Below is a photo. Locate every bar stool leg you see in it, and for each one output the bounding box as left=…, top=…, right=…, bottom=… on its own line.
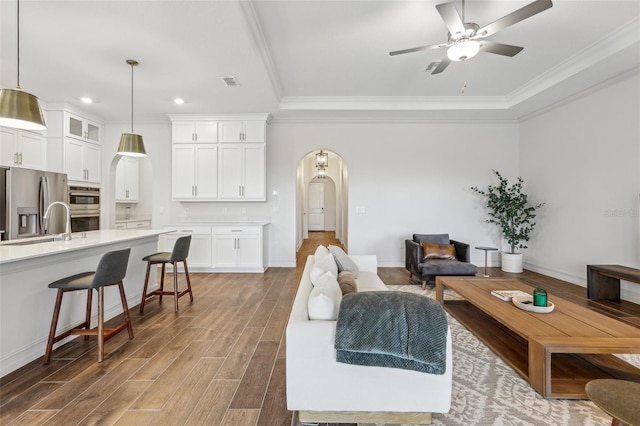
left=184, top=260, right=193, bottom=303
left=84, top=289, right=93, bottom=340
left=140, top=261, right=152, bottom=314
left=173, top=261, right=179, bottom=313
left=97, top=286, right=105, bottom=363
left=118, top=281, right=134, bottom=339
left=44, top=289, right=64, bottom=364
left=159, top=263, right=166, bottom=304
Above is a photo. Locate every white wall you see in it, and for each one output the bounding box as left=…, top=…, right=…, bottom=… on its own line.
left=272, top=120, right=519, bottom=266
left=520, top=72, right=640, bottom=303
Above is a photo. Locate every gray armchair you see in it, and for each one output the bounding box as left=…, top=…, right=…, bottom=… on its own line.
left=405, top=234, right=478, bottom=289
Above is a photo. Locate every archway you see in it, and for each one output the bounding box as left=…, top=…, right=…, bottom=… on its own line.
left=295, top=149, right=349, bottom=251
left=107, top=154, right=153, bottom=229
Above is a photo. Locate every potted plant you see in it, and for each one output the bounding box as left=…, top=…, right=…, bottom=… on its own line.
left=471, top=170, right=545, bottom=273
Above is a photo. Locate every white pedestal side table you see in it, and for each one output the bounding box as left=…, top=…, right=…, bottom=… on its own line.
left=475, top=246, right=498, bottom=277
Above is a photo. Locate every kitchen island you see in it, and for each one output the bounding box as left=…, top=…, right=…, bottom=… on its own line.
left=0, top=230, right=168, bottom=377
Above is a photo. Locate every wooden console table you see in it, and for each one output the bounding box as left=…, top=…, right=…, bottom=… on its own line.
left=587, top=265, right=640, bottom=301
left=436, top=277, right=640, bottom=399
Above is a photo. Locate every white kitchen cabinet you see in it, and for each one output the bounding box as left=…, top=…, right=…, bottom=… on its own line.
left=172, top=144, right=218, bottom=201
left=218, top=144, right=266, bottom=201
left=125, top=220, right=151, bottom=230
left=211, top=226, right=264, bottom=272
left=64, top=139, right=101, bottom=184
left=0, top=126, right=46, bottom=170
left=65, top=112, right=101, bottom=143
left=115, top=156, right=139, bottom=202
left=172, top=121, right=218, bottom=143
left=163, top=226, right=212, bottom=270
left=218, top=121, right=265, bottom=143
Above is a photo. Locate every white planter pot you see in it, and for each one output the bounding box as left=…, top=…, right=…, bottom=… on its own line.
left=501, top=252, right=523, bottom=273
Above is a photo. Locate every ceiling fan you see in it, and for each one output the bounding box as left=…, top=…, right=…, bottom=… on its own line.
left=390, top=0, right=553, bottom=74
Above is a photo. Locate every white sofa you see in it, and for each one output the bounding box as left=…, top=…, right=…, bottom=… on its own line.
left=286, top=254, right=452, bottom=425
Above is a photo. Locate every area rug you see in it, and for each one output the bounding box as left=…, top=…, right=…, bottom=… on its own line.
left=365, top=285, right=638, bottom=426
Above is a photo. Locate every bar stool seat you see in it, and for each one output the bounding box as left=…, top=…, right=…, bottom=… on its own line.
left=140, top=235, right=193, bottom=314
left=44, top=248, right=133, bottom=364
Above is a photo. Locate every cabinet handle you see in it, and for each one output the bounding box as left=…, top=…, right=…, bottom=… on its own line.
left=191, top=185, right=194, bottom=196
left=126, top=189, right=129, bottom=198
left=14, top=152, right=18, bottom=165
left=195, top=185, right=198, bottom=196
left=237, top=238, right=240, bottom=249
left=18, top=152, right=22, bottom=165
left=231, top=230, right=242, bottom=232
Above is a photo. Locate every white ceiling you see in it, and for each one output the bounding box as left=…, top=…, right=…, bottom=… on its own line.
left=1, top=0, right=639, bottom=123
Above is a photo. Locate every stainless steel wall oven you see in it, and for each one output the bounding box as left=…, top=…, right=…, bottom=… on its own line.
left=68, top=186, right=100, bottom=232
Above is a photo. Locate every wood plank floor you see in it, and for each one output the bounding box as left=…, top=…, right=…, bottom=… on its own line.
left=0, top=231, right=342, bottom=426
left=1, top=232, right=638, bottom=425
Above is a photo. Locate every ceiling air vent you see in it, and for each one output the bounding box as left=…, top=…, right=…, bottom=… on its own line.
left=221, top=77, right=239, bottom=87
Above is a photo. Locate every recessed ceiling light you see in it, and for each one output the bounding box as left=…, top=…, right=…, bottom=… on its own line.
left=81, top=97, right=93, bottom=104
left=174, top=98, right=184, bottom=105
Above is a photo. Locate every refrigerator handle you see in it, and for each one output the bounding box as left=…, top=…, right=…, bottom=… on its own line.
left=39, top=176, right=49, bottom=235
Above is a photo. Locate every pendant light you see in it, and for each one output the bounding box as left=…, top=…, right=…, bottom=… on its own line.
left=0, top=0, right=46, bottom=131
left=117, top=59, right=146, bottom=157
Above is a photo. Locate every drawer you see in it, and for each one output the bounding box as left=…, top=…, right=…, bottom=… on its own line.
left=126, top=220, right=151, bottom=229
left=211, top=225, right=261, bottom=235
left=163, top=225, right=211, bottom=235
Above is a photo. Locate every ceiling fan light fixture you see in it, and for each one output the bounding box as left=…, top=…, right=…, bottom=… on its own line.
left=447, top=40, right=480, bottom=61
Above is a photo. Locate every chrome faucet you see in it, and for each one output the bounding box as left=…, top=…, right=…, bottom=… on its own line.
left=43, top=201, right=72, bottom=241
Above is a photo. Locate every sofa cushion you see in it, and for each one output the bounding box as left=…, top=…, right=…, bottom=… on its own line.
left=308, top=273, right=342, bottom=320
left=315, top=252, right=338, bottom=278
left=337, top=271, right=358, bottom=295
left=413, top=234, right=450, bottom=245
left=419, top=259, right=478, bottom=276
left=310, top=265, right=335, bottom=286
left=328, top=245, right=360, bottom=278
left=314, top=245, right=330, bottom=264
left=421, top=242, right=457, bottom=260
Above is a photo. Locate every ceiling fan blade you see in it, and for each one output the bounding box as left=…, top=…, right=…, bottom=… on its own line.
left=480, top=41, right=524, bottom=57
left=475, top=0, right=553, bottom=38
left=435, top=3, right=466, bottom=37
left=431, top=57, right=451, bottom=74
left=389, top=43, right=446, bottom=56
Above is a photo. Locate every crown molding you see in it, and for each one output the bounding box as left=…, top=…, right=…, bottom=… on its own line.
left=279, top=96, right=508, bottom=111
left=507, top=16, right=640, bottom=108
left=239, top=1, right=283, bottom=100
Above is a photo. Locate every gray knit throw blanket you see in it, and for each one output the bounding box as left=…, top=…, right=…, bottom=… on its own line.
left=334, top=291, right=448, bottom=374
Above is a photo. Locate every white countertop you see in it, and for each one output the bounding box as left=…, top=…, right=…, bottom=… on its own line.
left=0, top=230, right=168, bottom=265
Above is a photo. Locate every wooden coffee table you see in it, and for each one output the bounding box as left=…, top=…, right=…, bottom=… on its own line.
left=436, top=277, right=640, bottom=399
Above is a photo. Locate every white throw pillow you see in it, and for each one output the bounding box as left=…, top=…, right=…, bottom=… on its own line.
left=316, top=252, right=338, bottom=278
left=308, top=273, right=342, bottom=320
left=310, top=266, right=335, bottom=286
left=328, top=245, right=359, bottom=278
left=314, top=245, right=330, bottom=264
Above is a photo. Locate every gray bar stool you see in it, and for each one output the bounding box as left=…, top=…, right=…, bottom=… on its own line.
left=44, top=247, right=133, bottom=364
left=139, top=235, right=193, bottom=313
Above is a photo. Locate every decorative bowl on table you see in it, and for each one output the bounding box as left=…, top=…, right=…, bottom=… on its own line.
left=512, top=295, right=555, bottom=313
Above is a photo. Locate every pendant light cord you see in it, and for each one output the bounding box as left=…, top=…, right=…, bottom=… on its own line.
left=16, top=0, right=21, bottom=89
left=130, top=62, right=134, bottom=133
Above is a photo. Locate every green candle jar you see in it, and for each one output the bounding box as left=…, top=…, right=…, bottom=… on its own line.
left=533, top=288, right=548, bottom=307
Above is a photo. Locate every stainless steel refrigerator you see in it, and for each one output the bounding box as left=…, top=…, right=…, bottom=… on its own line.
left=1, top=167, right=68, bottom=240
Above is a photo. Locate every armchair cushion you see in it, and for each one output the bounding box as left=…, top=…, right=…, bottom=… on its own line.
left=406, top=234, right=478, bottom=287
left=418, top=259, right=478, bottom=277
left=420, top=242, right=457, bottom=260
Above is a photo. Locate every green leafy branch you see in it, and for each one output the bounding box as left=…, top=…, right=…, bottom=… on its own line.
left=471, top=170, right=545, bottom=253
